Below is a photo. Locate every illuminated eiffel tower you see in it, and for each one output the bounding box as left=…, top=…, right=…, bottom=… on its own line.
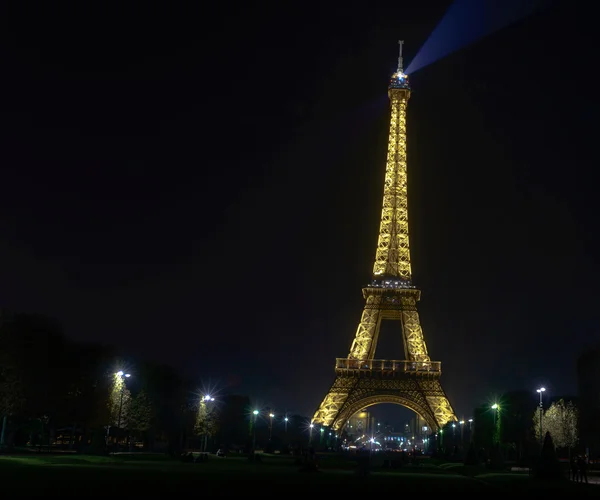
left=313, top=41, right=456, bottom=432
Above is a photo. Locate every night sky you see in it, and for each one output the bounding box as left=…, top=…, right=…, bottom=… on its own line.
left=1, top=2, right=597, bottom=421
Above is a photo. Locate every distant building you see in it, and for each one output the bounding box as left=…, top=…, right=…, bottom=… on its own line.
left=344, top=410, right=376, bottom=439
left=577, top=346, right=600, bottom=458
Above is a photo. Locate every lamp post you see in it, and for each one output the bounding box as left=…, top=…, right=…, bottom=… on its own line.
left=252, top=410, right=259, bottom=452
left=201, top=395, right=215, bottom=452
left=459, top=420, right=464, bottom=448
left=114, top=371, right=130, bottom=450
left=284, top=416, right=289, bottom=433
left=269, top=413, right=275, bottom=441
left=116, top=371, right=131, bottom=430
left=536, top=387, right=546, bottom=447
left=309, top=423, right=314, bottom=444
left=491, top=404, right=500, bottom=444
left=452, top=422, right=456, bottom=448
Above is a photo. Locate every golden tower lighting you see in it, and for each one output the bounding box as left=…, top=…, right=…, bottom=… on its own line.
left=312, top=41, right=456, bottom=431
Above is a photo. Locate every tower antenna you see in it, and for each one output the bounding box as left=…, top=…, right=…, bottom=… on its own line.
left=397, top=40, right=404, bottom=73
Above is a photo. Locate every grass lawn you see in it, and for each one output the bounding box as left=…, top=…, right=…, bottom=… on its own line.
left=0, top=453, right=597, bottom=495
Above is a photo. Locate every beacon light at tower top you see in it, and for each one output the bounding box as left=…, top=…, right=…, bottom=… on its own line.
left=389, top=70, right=410, bottom=90
left=389, top=39, right=410, bottom=90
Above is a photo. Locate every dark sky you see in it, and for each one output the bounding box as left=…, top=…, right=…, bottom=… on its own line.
left=1, top=1, right=597, bottom=421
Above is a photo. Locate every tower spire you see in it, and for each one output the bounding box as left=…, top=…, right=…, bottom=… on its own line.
left=373, top=42, right=412, bottom=283
left=397, top=39, right=404, bottom=73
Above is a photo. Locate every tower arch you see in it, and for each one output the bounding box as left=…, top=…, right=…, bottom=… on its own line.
left=332, top=394, right=437, bottom=432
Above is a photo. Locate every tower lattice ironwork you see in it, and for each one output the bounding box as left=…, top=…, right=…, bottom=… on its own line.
left=313, top=41, right=456, bottom=432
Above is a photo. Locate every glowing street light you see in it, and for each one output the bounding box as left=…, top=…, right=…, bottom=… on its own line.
left=491, top=404, right=500, bottom=443
left=269, top=413, right=275, bottom=441
left=536, top=387, right=546, bottom=446
left=200, top=395, right=216, bottom=452
left=115, top=371, right=131, bottom=430
left=309, top=423, right=314, bottom=444
left=284, top=416, right=289, bottom=433
left=252, top=410, right=259, bottom=453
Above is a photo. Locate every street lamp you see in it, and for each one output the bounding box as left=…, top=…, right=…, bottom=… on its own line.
left=491, top=404, right=500, bottom=443
left=284, top=416, right=289, bottom=433
left=201, top=396, right=216, bottom=452
left=116, top=372, right=131, bottom=430
left=269, top=413, right=275, bottom=441
left=252, top=410, right=259, bottom=452
left=112, top=371, right=131, bottom=451
left=536, top=387, right=546, bottom=447
left=309, top=423, right=314, bottom=444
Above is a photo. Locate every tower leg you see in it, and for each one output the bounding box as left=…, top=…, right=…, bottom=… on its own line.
left=400, top=295, right=430, bottom=362
left=348, top=295, right=383, bottom=360
left=312, top=377, right=357, bottom=429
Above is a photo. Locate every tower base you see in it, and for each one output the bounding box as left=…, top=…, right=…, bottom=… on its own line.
left=313, top=361, right=455, bottom=431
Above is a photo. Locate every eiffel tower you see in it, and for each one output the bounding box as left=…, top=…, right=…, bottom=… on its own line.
left=312, top=41, right=456, bottom=432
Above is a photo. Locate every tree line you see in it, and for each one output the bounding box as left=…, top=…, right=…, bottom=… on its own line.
left=436, top=390, right=582, bottom=466
left=0, top=310, right=311, bottom=454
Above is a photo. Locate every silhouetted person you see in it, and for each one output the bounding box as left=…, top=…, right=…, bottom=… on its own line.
left=577, top=456, right=588, bottom=484
left=570, top=457, right=579, bottom=482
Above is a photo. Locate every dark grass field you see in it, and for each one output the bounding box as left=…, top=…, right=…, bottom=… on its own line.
left=0, top=453, right=597, bottom=495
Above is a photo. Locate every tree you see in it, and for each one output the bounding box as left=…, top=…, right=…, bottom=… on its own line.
left=0, top=345, right=25, bottom=418
left=464, top=441, right=479, bottom=466
left=135, top=361, right=189, bottom=453
left=128, top=390, right=153, bottom=447
left=534, top=431, right=562, bottom=480
left=534, top=399, right=578, bottom=454
left=213, top=394, right=251, bottom=452
left=108, top=373, right=132, bottom=429
left=500, top=390, right=539, bottom=462
left=0, top=313, right=69, bottom=417
left=194, top=399, right=218, bottom=451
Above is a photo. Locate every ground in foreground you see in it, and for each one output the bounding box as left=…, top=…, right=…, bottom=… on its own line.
left=0, top=454, right=596, bottom=495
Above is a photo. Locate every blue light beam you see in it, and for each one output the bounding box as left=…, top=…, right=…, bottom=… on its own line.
left=406, top=0, right=548, bottom=75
